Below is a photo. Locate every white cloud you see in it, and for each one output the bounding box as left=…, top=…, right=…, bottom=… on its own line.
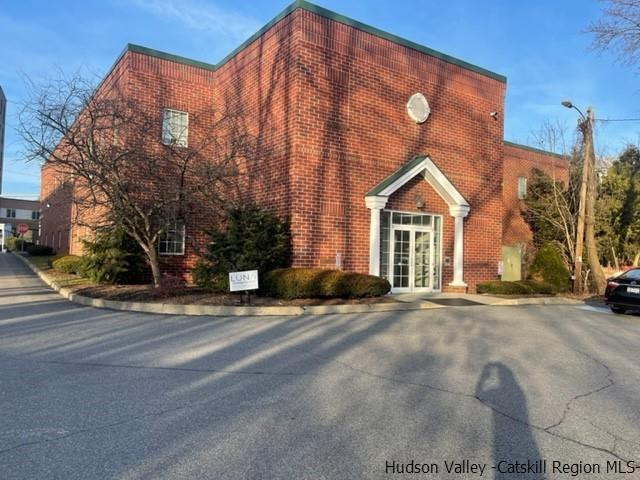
left=130, top=0, right=260, bottom=41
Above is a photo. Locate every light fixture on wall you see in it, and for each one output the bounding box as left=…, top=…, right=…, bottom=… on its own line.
left=414, top=194, right=425, bottom=209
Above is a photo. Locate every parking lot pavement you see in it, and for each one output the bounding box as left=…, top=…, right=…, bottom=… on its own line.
left=1, top=252, right=639, bottom=479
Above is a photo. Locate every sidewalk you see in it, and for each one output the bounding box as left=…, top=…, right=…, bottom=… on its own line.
left=12, top=252, right=583, bottom=317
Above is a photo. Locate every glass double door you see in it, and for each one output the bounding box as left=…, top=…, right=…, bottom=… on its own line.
left=390, top=226, right=434, bottom=292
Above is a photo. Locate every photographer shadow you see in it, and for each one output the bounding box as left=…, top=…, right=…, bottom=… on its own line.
left=476, top=362, right=543, bottom=479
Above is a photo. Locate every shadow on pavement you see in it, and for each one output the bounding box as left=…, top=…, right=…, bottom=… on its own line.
left=476, top=362, right=542, bottom=479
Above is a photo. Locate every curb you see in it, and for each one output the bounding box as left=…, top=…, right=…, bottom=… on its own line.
left=12, top=253, right=583, bottom=316
left=488, top=297, right=583, bottom=306
left=12, top=253, right=444, bottom=317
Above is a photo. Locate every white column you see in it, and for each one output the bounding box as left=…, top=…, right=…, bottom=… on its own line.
left=449, top=205, right=470, bottom=287
left=365, top=196, right=388, bottom=276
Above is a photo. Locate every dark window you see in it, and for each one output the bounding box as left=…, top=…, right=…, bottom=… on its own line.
left=619, top=269, right=640, bottom=281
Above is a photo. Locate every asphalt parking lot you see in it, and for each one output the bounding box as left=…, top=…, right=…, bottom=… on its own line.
left=1, top=253, right=639, bottom=479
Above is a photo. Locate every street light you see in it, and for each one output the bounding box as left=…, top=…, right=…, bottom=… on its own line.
left=562, top=100, right=593, bottom=294
left=561, top=100, right=585, bottom=120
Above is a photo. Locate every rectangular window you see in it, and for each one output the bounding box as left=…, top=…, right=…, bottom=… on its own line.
left=31, top=211, right=40, bottom=220
left=517, top=176, right=527, bottom=199
left=162, top=109, right=189, bottom=147
left=158, top=220, right=185, bottom=255
left=6, top=208, right=16, bottom=218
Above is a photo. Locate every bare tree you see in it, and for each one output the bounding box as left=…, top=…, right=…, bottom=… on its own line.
left=526, top=119, right=610, bottom=293
left=525, top=120, right=578, bottom=266
left=588, top=0, right=640, bottom=69
left=19, top=73, right=254, bottom=287
left=530, top=118, right=571, bottom=155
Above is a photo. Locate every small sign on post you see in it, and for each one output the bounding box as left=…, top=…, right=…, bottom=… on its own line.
left=229, top=270, right=259, bottom=291
left=229, top=270, right=259, bottom=305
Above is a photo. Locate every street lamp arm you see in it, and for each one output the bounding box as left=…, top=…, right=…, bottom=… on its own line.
left=561, top=100, right=585, bottom=120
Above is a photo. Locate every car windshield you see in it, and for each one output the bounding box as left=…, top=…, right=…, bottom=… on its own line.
left=619, top=269, right=640, bottom=281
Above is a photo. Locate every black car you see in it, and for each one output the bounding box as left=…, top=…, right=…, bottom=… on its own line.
left=605, top=267, right=640, bottom=314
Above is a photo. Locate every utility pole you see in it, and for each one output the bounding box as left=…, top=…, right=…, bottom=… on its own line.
left=572, top=107, right=591, bottom=294
left=584, top=107, right=606, bottom=293
left=563, top=102, right=606, bottom=295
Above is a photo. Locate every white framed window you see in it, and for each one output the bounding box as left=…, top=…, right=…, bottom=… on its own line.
left=6, top=208, right=16, bottom=218
left=162, top=109, right=189, bottom=147
left=517, top=176, right=527, bottom=199
left=31, top=211, right=40, bottom=220
left=158, top=220, right=185, bottom=255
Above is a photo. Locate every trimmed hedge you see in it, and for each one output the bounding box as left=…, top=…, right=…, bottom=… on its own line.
left=51, top=255, right=83, bottom=274
left=477, top=280, right=556, bottom=295
left=26, top=244, right=55, bottom=256
left=262, top=268, right=391, bottom=299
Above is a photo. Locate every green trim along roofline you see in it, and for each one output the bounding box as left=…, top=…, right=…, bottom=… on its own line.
left=365, top=155, right=427, bottom=197
left=110, top=1, right=507, bottom=83
left=503, top=140, right=568, bottom=160
left=126, top=44, right=216, bottom=71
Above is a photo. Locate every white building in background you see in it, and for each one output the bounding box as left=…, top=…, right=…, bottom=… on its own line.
left=0, top=197, right=40, bottom=243
left=0, top=222, right=12, bottom=251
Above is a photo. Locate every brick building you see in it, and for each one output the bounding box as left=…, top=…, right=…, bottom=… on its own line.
left=40, top=1, right=567, bottom=292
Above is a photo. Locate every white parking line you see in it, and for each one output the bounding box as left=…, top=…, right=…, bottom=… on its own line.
left=576, top=305, right=612, bottom=314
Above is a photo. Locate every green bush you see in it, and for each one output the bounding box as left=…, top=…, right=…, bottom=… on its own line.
left=529, top=244, right=569, bottom=292
left=26, top=244, right=55, bottom=256
left=78, top=229, right=146, bottom=284
left=191, top=261, right=229, bottom=292
left=51, top=255, right=83, bottom=274
left=262, top=268, right=391, bottom=299
left=193, top=206, right=290, bottom=292
left=477, top=280, right=556, bottom=295
left=5, top=237, right=34, bottom=251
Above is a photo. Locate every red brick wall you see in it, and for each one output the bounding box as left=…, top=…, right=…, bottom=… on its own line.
left=41, top=11, right=301, bottom=278
left=40, top=163, right=73, bottom=253
left=502, top=142, right=569, bottom=247
left=131, top=12, right=300, bottom=278
left=40, top=53, right=132, bottom=256
left=290, top=9, right=506, bottom=291
left=40, top=5, right=547, bottom=293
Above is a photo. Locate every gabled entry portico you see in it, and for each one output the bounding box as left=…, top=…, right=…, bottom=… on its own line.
left=365, top=155, right=470, bottom=291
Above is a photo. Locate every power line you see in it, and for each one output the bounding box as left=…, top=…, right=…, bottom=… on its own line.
left=595, top=118, right=640, bottom=122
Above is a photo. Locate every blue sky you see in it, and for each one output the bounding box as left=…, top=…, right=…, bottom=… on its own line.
left=1, top=0, right=639, bottom=198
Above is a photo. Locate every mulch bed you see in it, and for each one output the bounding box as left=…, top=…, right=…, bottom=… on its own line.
left=73, top=284, right=398, bottom=306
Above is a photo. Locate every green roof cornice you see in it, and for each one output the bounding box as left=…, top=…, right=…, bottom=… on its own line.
left=116, top=1, right=506, bottom=83
left=294, top=1, right=506, bottom=83
left=214, top=1, right=301, bottom=69
left=504, top=140, right=567, bottom=160
left=126, top=44, right=217, bottom=71
left=365, top=155, right=428, bottom=197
